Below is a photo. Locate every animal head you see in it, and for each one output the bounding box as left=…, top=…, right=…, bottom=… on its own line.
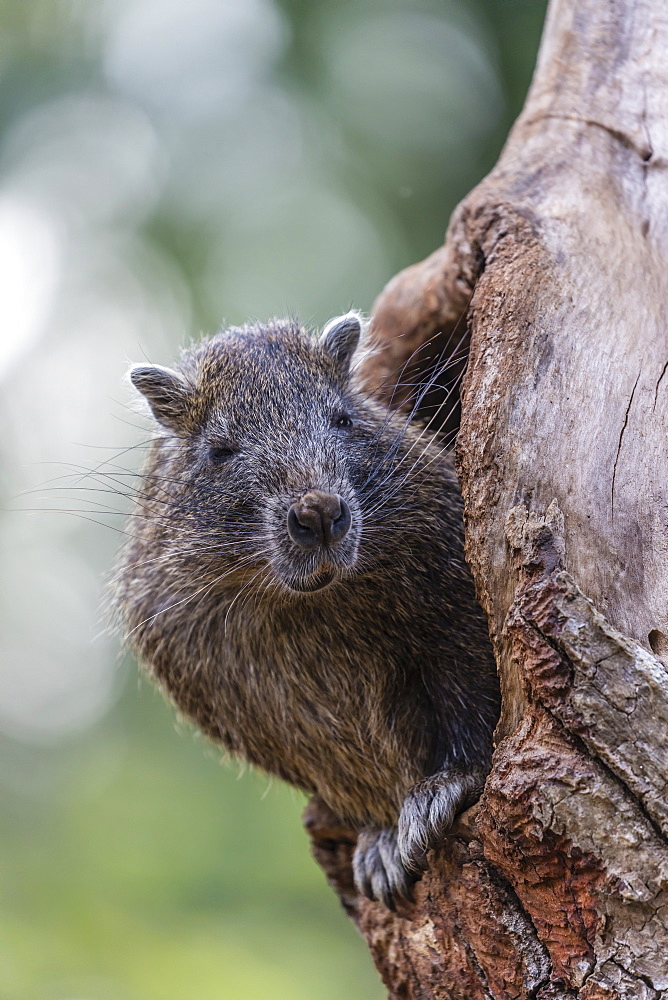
left=129, top=313, right=401, bottom=596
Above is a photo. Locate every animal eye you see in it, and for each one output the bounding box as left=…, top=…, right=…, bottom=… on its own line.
left=332, top=413, right=353, bottom=429
left=208, top=444, right=237, bottom=463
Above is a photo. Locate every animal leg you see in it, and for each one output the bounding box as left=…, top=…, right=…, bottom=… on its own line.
left=397, top=764, right=487, bottom=874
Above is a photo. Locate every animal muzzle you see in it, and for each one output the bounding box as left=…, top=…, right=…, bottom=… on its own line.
left=287, top=491, right=352, bottom=550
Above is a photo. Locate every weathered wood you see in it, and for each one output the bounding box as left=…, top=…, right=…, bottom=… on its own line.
left=306, top=0, right=668, bottom=994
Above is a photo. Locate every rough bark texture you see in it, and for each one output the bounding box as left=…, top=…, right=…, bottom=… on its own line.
left=305, top=0, right=668, bottom=995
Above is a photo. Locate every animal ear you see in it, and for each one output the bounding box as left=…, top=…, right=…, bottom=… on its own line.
left=130, top=364, right=192, bottom=432
left=319, top=312, right=362, bottom=370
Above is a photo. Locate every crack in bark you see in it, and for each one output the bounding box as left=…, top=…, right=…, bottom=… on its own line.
left=611, top=372, right=640, bottom=515
left=554, top=700, right=668, bottom=853
left=640, top=77, right=654, bottom=164
left=653, top=360, right=668, bottom=411
left=458, top=925, right=496, bottom=999
left=485, top=860, right=554, bottom=991
left=609, top=958, right=659, bottom=997
left=523, top=113, right=655, bottom=163
left=515, top=605, right=668, bottom=852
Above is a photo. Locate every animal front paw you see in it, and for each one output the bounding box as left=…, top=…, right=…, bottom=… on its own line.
left=397, top=766, right=486, bottom=874
left=352, top=826, right=415, bottom=909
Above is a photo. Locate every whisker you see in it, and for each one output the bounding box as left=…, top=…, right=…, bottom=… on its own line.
left=123, top=549, right=273, bottom=641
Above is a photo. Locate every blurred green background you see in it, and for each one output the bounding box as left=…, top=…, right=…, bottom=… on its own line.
left=0, top=1, right=546, bottom=997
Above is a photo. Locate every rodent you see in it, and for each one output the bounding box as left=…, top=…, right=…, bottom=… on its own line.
left=113, top=312, right=500, bottom=908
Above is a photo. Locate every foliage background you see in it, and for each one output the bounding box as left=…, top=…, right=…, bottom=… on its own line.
left=0, top=1, right=545, bottom=997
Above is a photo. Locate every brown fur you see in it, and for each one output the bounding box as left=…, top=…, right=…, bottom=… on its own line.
left=113, top=315, right=500, bottom=906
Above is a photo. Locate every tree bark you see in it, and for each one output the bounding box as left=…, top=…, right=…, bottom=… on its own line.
left=305, top=0, right=668, bottom=995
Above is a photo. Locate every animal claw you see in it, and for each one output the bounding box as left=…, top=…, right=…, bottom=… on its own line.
left=352, top=826, right=415, bottom=909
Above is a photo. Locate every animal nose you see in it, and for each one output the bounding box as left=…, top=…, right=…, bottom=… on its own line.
left=287, top=491, right=352, bottom=549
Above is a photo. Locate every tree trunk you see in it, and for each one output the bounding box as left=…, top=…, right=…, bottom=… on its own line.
left=305, top=0, right=668, bottom=995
